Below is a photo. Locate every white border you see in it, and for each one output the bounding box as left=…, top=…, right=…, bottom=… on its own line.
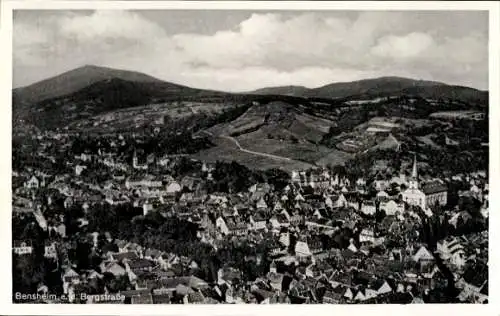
left=1, top=1, right=499, bottom=315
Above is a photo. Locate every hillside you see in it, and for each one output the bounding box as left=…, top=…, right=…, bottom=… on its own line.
left=251, top=85, right=310, bottom=97
left=194, top=101, right=352, bottom=170
left=12, top=65, right=235, bottom=129
left=252, top=76, right=488, bottom=105
left=15, top=77, right=220, bottom=129
left=13, top=65, right=163, bottom=106
left=13, top=66, right=488, bottom=134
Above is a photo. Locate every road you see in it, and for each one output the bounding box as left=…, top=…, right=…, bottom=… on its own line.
left=199, top=130, right=298, bottom=162
left=219, top=135, right=293, bottom=162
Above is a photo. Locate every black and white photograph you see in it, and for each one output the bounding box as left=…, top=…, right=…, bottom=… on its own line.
left=7, top=1, right=496, bottom=308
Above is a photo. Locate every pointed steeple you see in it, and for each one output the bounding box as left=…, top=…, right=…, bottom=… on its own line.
left=409, top=154, right=419, bottom=189
left=412, top=154, right=418, bottom=179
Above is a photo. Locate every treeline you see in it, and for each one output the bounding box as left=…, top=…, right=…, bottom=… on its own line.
left=207, top=161, right=291, bottom=194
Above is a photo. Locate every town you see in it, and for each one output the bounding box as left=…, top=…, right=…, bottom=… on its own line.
left=12, top=125, right=488, bottom=304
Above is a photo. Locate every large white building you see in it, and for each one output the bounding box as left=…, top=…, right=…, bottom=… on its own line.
left=402, top=155, right=447, bottom=210
left=402, top=155, right=426, bottom=209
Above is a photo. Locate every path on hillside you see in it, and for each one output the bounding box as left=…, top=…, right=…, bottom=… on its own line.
left=220, top=135, right=293, bottom=162
left=199, top=130, right=314, bottom=165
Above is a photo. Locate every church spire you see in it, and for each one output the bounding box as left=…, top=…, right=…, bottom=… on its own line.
left=409, top=153, right=419, bottom=189
left=412, top=154, right=418, bottom=179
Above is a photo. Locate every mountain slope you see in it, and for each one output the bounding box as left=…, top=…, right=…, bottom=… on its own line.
left=15, top=77, right=225, bottom=129
left=13, top=67, right=488, bottom=132
left=196, top=100, right=353, bottom=170
left=308, top=76, right=444, bottom=98
left=12, top=65, right=234, bottom=129
left=252, top=76, right=488, bottom=105
left=251, top=85, right=311, bottom=97
left=13, top=65, right=163, bottom=106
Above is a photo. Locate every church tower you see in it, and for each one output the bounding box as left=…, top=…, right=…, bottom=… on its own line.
left=409, top=154, right=419, bottom=189
left=132, top=151, right=138, bottom=168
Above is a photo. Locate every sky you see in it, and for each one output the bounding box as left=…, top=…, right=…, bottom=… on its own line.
left=13, top=10, right=489, bottom=91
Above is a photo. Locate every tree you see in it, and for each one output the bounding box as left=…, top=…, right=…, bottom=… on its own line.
left=375, top=209, right=386, bottom=223
left=263, top=168, right=290, bottom=191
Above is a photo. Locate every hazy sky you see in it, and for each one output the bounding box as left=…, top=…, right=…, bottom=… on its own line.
left=13, top=10, right=489, bottom=91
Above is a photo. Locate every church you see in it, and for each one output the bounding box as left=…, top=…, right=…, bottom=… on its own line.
left=402, top=155, right=448, bottom=210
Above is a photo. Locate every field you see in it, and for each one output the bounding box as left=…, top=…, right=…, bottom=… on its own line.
left=192, top=136, right=315, bottom=172
left=194, top=101, right=356, bottom=171
left=416, top=135, right=443, bottom=149
left=429, top=111, right=486, bottom=120
left=235, top=129, right=333, bottom=163
left=315, top=149, right=353, bottom=166
left=66, top=101, right=236, bottom=132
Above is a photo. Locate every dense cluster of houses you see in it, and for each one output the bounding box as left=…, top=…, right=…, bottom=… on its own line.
left=12, top=131, right=488, bottom=304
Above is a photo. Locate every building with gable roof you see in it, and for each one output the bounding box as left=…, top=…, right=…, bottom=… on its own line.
left=402, top=154, right=447, bottom=210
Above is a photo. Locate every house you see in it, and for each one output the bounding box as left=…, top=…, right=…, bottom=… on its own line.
left=279, top=232, right=290, bottom=247
left=180, top=176, right=200, bottom=192
left=24, top=175, right=40, bottom=189
left=276, top=213, right=290, bottom=228
left=420, top=264, right=441, bottom=289
left=44, top=241, right=58, bottom=259
left=422, top=180, right=448, bottom=207
left=179, top=193, right=195, bottom=205
left=116, top=241, right=142, bottom=254
left=307, top=235, right=323, bottom=254
left=359, top=228, right=377, bottom=244
left=289, top=212, right=304, bottom=226
left=437, top=238, right=466, bottom=270
left=256, top=197, right=268, bottom=209
left=143, top=248, right=164, bottom=262
left=100, top=261, right=127, bottom=277
left=322, top=289, right=344, bottom=304
left=376, top=190, right=389, bottom=200
left=361, top=200, right=377, bottom=215
left=391, top=174, right=408, bottom=187
left=356, top=177, right=367, bottom=187
left=295, top=193, right=305, bottom=202
left=413, top=245, right=435, bottom=266
left=62, top=268, right=81, bottom=294
left=126, top=258, right=155, bottom=273
left=374, top=180, right=390, bottom=192
left=354, top=289, right=367, bottom=302
left=295, top=241, right=312, bottom=260
left=380, top=200, right=404, bottom=216
left=312, top=208, right=329, bottom=220
left=346, top=195, right=360, bottom=210
left=75, top=165, right=87, bottom=176
left=13, top=240, right=33, bottom=256
left=142, top=201, right=154, bottom=216
left=269, top=216, right=281, bottom=230
left=217, top=267, right=243, bottom=286
left=325, top=194, right=347, bottom=209
left=215, top=217, right=230, bottom=235
left=166, top=181, right=182, bottom=194
left=126, top=175, right=163, bottom=190
left=250, top=214, right=267, bottom=231
left=226, top=217, right=248, bottom=236
left=370, top=279, right=392, bottom=295
left=343, top=287, right=354, bottom=301
left=267, top=272, right=284, bottom=291
left=122, top=290, right=153, bottom=304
